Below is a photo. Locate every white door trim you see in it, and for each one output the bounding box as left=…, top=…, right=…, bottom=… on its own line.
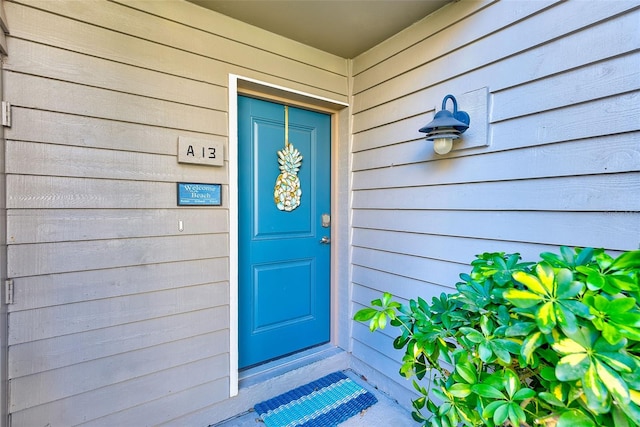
left=228, top=74, right=348, bottom=396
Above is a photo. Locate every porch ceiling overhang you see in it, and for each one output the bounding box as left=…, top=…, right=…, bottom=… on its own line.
left=187, top=0, right=452, bottom=58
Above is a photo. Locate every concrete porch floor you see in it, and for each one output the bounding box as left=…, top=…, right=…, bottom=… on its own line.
left=212, top=369, right=419, bottom=427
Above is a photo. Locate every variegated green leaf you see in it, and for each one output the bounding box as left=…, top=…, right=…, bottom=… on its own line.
left=536, top=263, right=556, bottom=295
left=353, top=308, right=377, bottom=322
left=448, top=383, right=472, bottom=398
left=623, top=370, right=640, bottom=390
left=555, top=303, right=578, bottom=334
left=376, top=312, right=387, bottom=329
left=521, top=331, right=545, bottom=364
left=597, top=352, right=635, bottom=373
left=556, top=276, right=583, bottom=300
left=478, top=341, right=493, bottom=362
left=480, top=315, right=493, bottom=336
left=432, top=387, right=447, bottom=402
left=539, top=391, right=565, bottom=407
left=503, top=288, right=543, bottom=308
left=512, top=271, right=549, bottom=296
left=505, top=321, right=537, bottom=337
left=619, top=323, right=640, bottom=341
left=608, top=249, right=640, bottom=271
left=455, top=363, right=477, bottom=384
left=438, top=401, right=452, bottom=417
left=583, top=364, right=610, bottom=414
left=490, top=340, right=512, bottom=364
left=556, top=353, right=589, bottom=381
left=561, top=299, right=593, bottom=319
left=552, top=336, right=587, bottom=355
left=607, top=274, right=639, bottom=292
left=504, top=370, right=519, bottom=398
left=460, top=327, right=484, bottom=344
left=595, top=359, right=630, bottom=404
left=537, top=301, right=557, bottom=333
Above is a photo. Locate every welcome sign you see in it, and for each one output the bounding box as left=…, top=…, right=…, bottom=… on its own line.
left=177, top=183, right=222, bottom=206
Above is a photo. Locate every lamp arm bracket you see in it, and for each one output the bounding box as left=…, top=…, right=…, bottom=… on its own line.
left=442, top=94, right=458, bottom=112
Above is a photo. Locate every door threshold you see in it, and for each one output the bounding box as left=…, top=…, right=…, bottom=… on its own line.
left=239, top=344, right=342, bottom=389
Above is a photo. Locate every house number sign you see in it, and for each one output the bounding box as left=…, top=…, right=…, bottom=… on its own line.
left=178, top=136, right=224, bottom=167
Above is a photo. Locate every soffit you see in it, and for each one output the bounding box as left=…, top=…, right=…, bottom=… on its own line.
left=187, top=0, right=451, bottom=58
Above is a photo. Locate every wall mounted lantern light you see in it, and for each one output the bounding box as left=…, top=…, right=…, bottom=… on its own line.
left=419, top=94, right=470, bottom=155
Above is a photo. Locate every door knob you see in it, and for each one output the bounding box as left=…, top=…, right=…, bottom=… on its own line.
left=320, top=236, right=331, bottom=244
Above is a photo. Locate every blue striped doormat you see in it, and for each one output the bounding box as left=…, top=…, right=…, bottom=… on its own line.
left=254, top=371, right=378, bottom=427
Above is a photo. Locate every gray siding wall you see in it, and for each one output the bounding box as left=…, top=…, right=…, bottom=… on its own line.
left=350, top=0, right=640, bottom=399
left=3, top=0, right=347, bottom=425
left=0, top=2, right=8, bottom=425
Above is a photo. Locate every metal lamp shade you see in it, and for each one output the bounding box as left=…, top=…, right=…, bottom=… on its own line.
left=419, top=109, right=470, bottom=139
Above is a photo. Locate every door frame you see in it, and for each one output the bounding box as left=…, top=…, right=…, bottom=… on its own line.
left=228, top=75, right=348, bottom=396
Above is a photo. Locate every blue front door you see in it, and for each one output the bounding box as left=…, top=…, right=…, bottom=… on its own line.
left=238, top=96, right=331, bottom=369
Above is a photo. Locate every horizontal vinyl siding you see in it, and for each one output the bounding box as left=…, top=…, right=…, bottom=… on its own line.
left=0, top=28, right=6, bottom=427
left=349, top=0, right=640, bottom=398
left=4, top=0, right=347, bottom=425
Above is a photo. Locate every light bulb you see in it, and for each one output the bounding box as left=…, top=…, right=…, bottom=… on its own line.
left=433, top=137, right=453, bottom=155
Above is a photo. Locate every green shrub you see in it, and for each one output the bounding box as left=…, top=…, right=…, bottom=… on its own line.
left=354, top=247, right=640, bottom=426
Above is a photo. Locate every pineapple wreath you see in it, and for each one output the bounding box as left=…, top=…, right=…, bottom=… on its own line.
left=274, top=105, right=303, bottom=212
